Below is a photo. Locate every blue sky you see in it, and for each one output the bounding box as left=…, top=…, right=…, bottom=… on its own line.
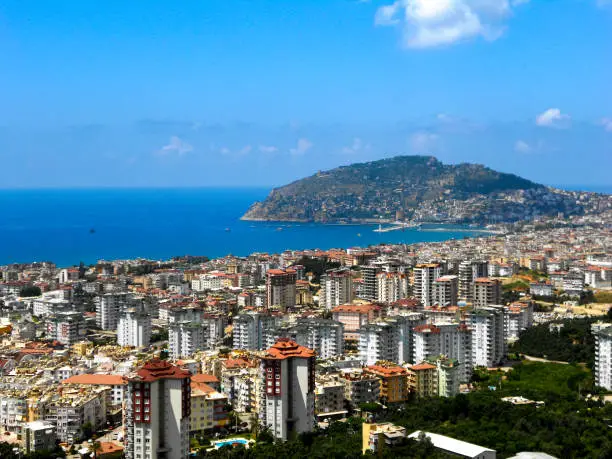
left=0, top=0, right=610, bottom=188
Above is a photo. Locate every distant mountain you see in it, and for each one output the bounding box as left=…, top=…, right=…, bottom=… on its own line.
left=242, top=155, right=609, bottom=224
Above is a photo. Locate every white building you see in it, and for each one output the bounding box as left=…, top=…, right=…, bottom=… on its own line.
left=595, top=325, right=612, bottom=390
left=125, top=360, right=191, bottom=459
left=376, top=272, right=409, bottom=304
left=284, top=318, right=344, bottom=359
left=46, top=312, right=85, bottom=345
left=232, top=312, right=278, bottom=350
left=433, top=275, right=459, bottom=306
left=96, top=292, right=128, bottom=330
left=459, top=261, right=489, bottom=302
left=118, top=309, right=152, bottom=348
left=260, top=339, right=315, bottom=441
left=320, top=269, right=353, bottom=310
left=358, top=322, right=399, bottom=366
left=413, top=264, right=442, bottom=307
left=22, top=421, right=56, bottom=455
left=413, top=322, right=472, bottom=382
left=408, top=431, right=496, bottom=459
left=469, top=306, right=506, bottom=368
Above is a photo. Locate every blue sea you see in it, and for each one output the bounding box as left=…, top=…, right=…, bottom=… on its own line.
left=0, top=188, right=514, bottom=267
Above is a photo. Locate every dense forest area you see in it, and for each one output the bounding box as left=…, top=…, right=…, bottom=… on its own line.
left=509, top=315, right=611, bottom=366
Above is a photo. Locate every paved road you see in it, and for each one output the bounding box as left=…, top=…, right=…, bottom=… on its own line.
left=522, top=354, right=569, bottom=365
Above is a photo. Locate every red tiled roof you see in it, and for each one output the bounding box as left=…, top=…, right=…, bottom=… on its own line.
left=130, top=359, right=190, bottom=382
left=264, top=338, right=315, bottom=360
left=62, top=374, right=127, bottom=386
left=191, top=374, right=219, bottom=384
left=411, top=363, right=436, bottom=371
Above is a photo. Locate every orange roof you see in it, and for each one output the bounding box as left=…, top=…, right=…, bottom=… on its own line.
left=130, top=359, right=190, bottom=383
left=191, top=381, right=216, bottom=394
left=267, top=269, right=296, bottom=275
left=365, top=364, right=409, bottom=377
left=62, top=374, right=127, bottom=386
left=191, top=374, right=219, bottom=384
left=332, top=304, right=378, bottom=314
left=411, top=363, right=436, bottom=371
left=264, top=338, right=315, bottom=360
left=413, top=324, right=441, bottom=334
left=98, top=442, right=124, bottom=456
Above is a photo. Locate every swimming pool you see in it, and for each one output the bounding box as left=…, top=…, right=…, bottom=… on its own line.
left=213, top=438, right=250, bottom=449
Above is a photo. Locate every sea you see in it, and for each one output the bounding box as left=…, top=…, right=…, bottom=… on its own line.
left=0, top=186, right=607, bottom=267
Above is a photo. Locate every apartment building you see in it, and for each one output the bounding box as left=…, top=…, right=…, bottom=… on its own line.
left=363, top=363, right=410, bottom=403
left=341, top=370, right=381, bottom=408
left=232, top=312, right=278, bottom=351
left=359, top=322, right=399, bottom=366
left=433, top=275, right=458, bottom=306
left=376, top=272, right=410, bottom=304
left=266, top=269, right=297, bottom=310
left=595, top=325, right=612, bottom=390
left=283, top=318, right=345, bottom=359
left=117, top=308, right=151, bottom=348
left=468, top=306, right=506, bottom=367
left=332, top=303, right=380, bottom=342
left=125, top=359, right=191, bottom=459
left=472, top=278, right=502, bottom=307
left=259, top=339, right=316, bottom=441
left=459, top=261, right=488, bottom=302
left=413, top=264, right=443, bottom=307
left=320, top=268, right=353, bottom=310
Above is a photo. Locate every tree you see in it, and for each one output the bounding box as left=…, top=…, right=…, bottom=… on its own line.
left=20, top=285, right=42, bottom=297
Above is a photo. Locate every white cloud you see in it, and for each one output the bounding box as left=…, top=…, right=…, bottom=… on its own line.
left=342, top=137, right=371, bottom=154
left=374, top=0, right=530, bottom=48
left=600, top=118, right=612, bottom=132
left=258, top=145, right=279, bottom=153
left=409, top=131, right=440, bottom=153
left=238, top=145, right=252, bottom=155
left=289, top=138, right=313, bottom=156
left=597, top=0, right=612, bottom=7
left=158, top=136, right=193, bottom=156
left=514, top=140, right=532, bottom=153
left=535, top=108, right=571, bottom=129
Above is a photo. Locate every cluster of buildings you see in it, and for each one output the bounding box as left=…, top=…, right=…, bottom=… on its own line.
left=0, top=224, right=609, bottom=457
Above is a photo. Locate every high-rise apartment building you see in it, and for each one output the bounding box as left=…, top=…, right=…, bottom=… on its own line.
left=266, top=269, right=297, bottom=310
left=117, top=308, right=151, bottom=348
left=376, top=272, right=409, bottom=304
left=283, top=318, right=345, bottom=359
left=320, top=268, right=353, bottom=310
left=472, top=278, right=502, bottom=307
left=595, top=325, right=612, bottom=390
left=260, top=339, right=316, bottom=441
left=360, top=265, right=381, bottom=301
left=413, top=322, right=472, bottom=382
left=332, top=303, right=380, bottom=342
left=358, top=322, right=399, bottom=366
left=468, top=306, right=506, bottom=368
left=458, top=261, right=489, bottom=302
left=413, top=264, right=442, bottom=307
left=125, top=359, right=191, bottom=459
left=96, top=292, right=129, bottom=330
left=433, top=275, right=458, bottom=306
left=232, top=312, right=278, bottom=351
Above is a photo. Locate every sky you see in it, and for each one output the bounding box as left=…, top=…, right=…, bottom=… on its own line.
left=0, top=0, right=610, bottom=188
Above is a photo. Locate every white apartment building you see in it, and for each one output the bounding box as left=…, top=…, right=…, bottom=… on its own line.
left=468, top=306, right=506, bottom=368
left=232, top=312, right=278, bottom=350
left=320, top=269, right=353, bottom=310
left=260, top=339, right=316, bottom=441
left=459, top=260, right=488, bottom=301
left=96, top=292, right=129, bottom=330
left=125, top=360, right=191, bottom=459
left=433, top=275, right=458, bottom=306
left=118, top=309, right=152, bottom=348
left=376, top=272, right=409, bottom=304
left=169, top=322, right=207, bottom=359
left=0, top=395, right=28, bottom=433
left=22, top=421, right=56, bottom=455
left=388, top=313, right=426, bottom=364
left=46, top=312, right=85, bottom=345
left=358, top=322, right=399, bottom=366
left=284, top=318, right=345, bottom=359
left=504, top=303, right=534, bottom=342
left=595, top=325, right=612, bottom=390
left=413, top=322, right=472, bottom=382
left=472, top=278, right=502, bottom=307
left=413, top=264, right=442, bottom=307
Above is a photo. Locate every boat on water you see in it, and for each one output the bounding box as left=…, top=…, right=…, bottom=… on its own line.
left=224, top=228, right=231, bottom=232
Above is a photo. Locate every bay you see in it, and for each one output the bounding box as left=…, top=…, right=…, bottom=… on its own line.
left=0, top=188, right=488, bottom=266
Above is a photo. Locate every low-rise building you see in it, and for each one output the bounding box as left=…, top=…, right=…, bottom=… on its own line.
left=362, top=422, right=407, bottom=454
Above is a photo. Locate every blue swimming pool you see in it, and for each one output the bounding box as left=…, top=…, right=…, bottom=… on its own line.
left=213, top=438, right=249, bottom=449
